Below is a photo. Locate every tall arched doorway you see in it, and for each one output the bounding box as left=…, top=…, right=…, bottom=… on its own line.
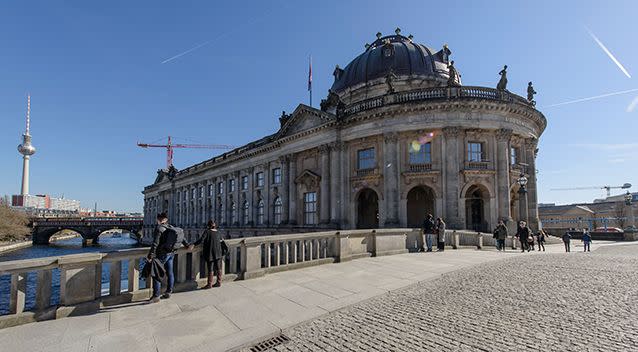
left=357, top=188, right=379, bottom=229
left=465, top=185, right=490, bottom=232
left=406, top=186, right=435, bottom=227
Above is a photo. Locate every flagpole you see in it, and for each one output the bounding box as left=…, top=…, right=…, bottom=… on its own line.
left=308, top=55, right=313, bottom=107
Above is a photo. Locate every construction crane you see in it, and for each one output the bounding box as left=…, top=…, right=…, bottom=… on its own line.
left=137, top=136, right=235, bottom=169
left=550, top=183, right=632, bottom=197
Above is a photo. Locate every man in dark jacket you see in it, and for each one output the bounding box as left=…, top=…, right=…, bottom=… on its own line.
left=192, top=220, right=225, bottom=288
left=147, top=212, right=189, bottom=303
left=421, top=214, right=435, bottom=252
left=516, top=221, right=531, bottom=253
left=493, top=220, right=508, bottom=251
left=562, top=230, right=572, bottom=253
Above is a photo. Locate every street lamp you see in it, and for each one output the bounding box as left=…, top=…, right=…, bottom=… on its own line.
left=625, top=191, right=632, bottom=206
left=517, top=173, right=529, bottom=224
left=625, top=191, right=635, bottom=230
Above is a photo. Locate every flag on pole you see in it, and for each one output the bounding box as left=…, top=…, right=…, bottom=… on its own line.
left=308, top=55, right=313, bottom=106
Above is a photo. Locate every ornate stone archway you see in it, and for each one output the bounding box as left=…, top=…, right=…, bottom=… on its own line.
left=356, top=188, right=379, bottom=229
left=406, top=186, right=436, bottom=227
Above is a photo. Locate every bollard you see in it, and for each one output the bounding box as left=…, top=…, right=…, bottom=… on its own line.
left=512, top=236, right=517, bottom=250
left=477, top=232, right=483, bottom=250
left=453, top=231, right=459, bottom=249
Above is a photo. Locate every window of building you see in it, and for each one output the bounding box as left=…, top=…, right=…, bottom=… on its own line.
left=208, top=184, right=214, bottom=197
left=241, top=176, right=248, bottom=190
left=256, top=172, right=264, bottom=187
left=272, top=168, right=281, bottom=184
left=257, top=199, right=264, bottom=225
left=242, top=201, right=249, bottom=225
left=229, top=179, right=235, bottom=192
left=200, top=186, right=204, bottom=198
left=176, top=191, right=181, bottom=201
left=191, top=188, right=196, bottom=199
left=230, top=202, right=237, bottom=224
left=303, top=192, right=317, bottom=225
left=357, top=148, right=375, bottom=170
left=217, top=182, right=224, bottom=195
left=467, top=142, right=484, bottom=162
left=409, top=142, right=432, bottom=164
left=273, top=197, right=282, bottom=225
left=510, top=147, right=518, bottom=165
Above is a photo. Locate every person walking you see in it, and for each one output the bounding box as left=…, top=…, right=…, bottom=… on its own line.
left=147, top=212, right=189, bottom=303
left=562, top=230, right=572, bottom=253
left=421, top=214, right=435, bottom=252
left=436, top=217, right=446, bottom=251
left=536, top=229, right=546, bottom=252
left=493, top=220, right=508, bottom=251
left=191, top=220, right=227, bottom=288
left=516, top=221, right=531, bottom=252
left=582, top=228, right=592, bottom=252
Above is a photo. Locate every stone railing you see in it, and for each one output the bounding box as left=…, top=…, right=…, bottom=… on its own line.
left=0, top=229, right=498, bottom=329
left=407, top=163, right=433, bottom=173
left=355, top=168, right=376, bottom=177
left=464, top=161, right=492, bottom=170
left=342, top=86, right=535, bottom=118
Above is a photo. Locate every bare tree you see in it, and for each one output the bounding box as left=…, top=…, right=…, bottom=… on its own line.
left=0, top=205, right=31, bottom=241
left=613, top=202, right=627, bottom=229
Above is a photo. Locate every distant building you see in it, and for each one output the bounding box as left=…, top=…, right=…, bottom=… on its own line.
left=12, top=194, right=80, bottom=211
left=539, top=199, right=636, bottom=234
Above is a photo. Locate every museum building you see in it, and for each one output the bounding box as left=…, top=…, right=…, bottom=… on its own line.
left=142, top=29, right=547, bottom=238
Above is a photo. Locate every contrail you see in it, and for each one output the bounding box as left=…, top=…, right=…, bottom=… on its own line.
left=161, top=41, right=212, bottom=64
left=586, top=27, right=631, bottom=78
left=161, top=3, right=285, bottom=64
left=627, top=96, right=638, bottom=112
left=544, top=88, right=638, bottom=108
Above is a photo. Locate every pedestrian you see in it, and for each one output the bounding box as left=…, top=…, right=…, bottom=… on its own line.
left=191, top=220, right=227, bottom=288
left=421, top=214, right=435, bottom=252
left=562, top=230, right=572, bottom=253
left=493, top=220, right=508, bottom=251
left=436, top=217, right=446, bottom=251
left=147, top=212, right=190, bottom=303
left=515, top=221, right=531, bottom=252
left=536, top=229, right=546, bottom=252
left=582, top=228, right=592, bottom=252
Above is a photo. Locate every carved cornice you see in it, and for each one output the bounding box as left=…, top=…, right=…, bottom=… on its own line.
left=328, top=141, right=345, bottom=151
left=383, top=132, right=399, bottom=143
left=318, top=144, right=331, bottom=155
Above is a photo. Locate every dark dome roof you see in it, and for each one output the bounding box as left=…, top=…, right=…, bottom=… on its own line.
left=331, top=33, right=448, bottom=92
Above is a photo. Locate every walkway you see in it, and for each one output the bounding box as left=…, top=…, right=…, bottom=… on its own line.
left=0, top=244, right=582, bottom=352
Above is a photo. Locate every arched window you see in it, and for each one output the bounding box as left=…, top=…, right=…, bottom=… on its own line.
left=257, top=199, right=265, bottom=225
left=242, top=201, right=249, bottom=225
left=230, top=201, right=237, bottom=225
left=273, top=197, right=282, bottom=225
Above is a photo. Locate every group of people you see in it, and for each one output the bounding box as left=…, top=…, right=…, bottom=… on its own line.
left=494, top=220, right=594, bottom=253
left=420, top=214, right=446, bottom=252
left=146, top=213, right=226, bottom=303
left=561, top=228, right=592, bottom=253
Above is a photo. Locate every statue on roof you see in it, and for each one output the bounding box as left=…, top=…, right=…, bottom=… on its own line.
left=385, top=69, right=398, bottom=93
left=496, top=65, right=508, bottom=91
left=279, top=111, right=291, bottom=128
left=441, top=44, right=452, bottom=63
left=527, top=81, right=537, bottom=106
left=447, top=60, right=461, bottom=87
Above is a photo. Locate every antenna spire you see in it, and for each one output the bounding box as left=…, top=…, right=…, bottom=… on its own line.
left=26, top=94, right=31, bottom=135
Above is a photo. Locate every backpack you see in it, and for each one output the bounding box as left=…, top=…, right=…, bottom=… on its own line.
left=160, top=225, right=185, bottom=252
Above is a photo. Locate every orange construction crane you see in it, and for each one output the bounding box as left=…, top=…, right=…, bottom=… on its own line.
left=137, top=136, right=235, bottom=169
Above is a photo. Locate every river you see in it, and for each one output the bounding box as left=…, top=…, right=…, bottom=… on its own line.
left=0, top=233, right=144, bottom=315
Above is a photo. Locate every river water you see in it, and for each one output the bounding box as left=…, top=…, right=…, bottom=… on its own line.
left=0, top=233, right=144, bottom=315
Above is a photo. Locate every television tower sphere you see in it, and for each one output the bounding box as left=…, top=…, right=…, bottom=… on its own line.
left=18, top=135, right=36, bottom=156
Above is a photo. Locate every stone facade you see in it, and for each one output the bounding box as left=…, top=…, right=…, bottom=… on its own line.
left=142, top=32, right=546, bottom=238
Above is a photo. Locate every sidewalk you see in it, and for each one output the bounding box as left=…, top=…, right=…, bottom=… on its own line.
left=0, top=244, right=570, bottom=352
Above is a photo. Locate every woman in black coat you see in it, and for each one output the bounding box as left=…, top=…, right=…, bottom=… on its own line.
left=192, top=220, right=225, bottom=288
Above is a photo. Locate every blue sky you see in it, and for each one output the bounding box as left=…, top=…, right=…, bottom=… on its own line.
left=1, top=0, right=637, bottom=212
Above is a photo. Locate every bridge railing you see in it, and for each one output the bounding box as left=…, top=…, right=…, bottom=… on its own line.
left=0, top=229, right=493, bottom=328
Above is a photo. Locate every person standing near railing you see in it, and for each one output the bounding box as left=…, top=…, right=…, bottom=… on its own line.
left=190, top=220, right=228, bottom=288
left=436, top=217, right=446, bottom=251
left=421, top=214, right=435, bottom=252
left=147, top=212, right=189, bottom=303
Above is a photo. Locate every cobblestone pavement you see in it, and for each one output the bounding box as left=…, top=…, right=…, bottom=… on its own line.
left=272, top=244, right=638, bottom=352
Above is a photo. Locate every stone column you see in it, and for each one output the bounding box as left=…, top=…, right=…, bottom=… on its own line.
left=279, top=156, right=290, bottom=224
left=247, top=167, right=254, bottom=226
left=340, top=144, right=351, bottom=228
left=288, top=154, right=298, bottom=225
left=442, top=127, right=462, bottom=228
left=496, top=129, right=513, bottom=226
left=329, top=142, right=342, bottom=225
left=383, top=133, right=400, bottom=226
left=525, top=138, right=539, bottom=231
left=233, top=171, right=240, bottom=226
left=264, top=162, right=271, bottom=226
left=319, top=145, right=331, bottom=224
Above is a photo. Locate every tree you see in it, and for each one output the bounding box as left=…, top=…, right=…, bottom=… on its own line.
left=613, top=202, right=627, bottom=229
left=0, top=205, right=31, bottom=241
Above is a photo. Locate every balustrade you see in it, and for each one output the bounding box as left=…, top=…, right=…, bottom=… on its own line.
left=0, top=229, right=491, bottom=328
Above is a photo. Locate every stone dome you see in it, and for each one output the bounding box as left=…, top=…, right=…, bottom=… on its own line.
left=330, top=30, right=452, bottom=93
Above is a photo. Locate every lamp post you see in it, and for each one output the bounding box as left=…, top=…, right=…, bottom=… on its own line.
left=517, top=173, right=529, bottom=224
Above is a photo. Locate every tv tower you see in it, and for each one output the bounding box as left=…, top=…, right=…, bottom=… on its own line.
left=17, top=94, right=36, bottom=196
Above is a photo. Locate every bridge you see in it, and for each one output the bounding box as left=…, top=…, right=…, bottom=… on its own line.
left=31, top=217, right=144, bottom=245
